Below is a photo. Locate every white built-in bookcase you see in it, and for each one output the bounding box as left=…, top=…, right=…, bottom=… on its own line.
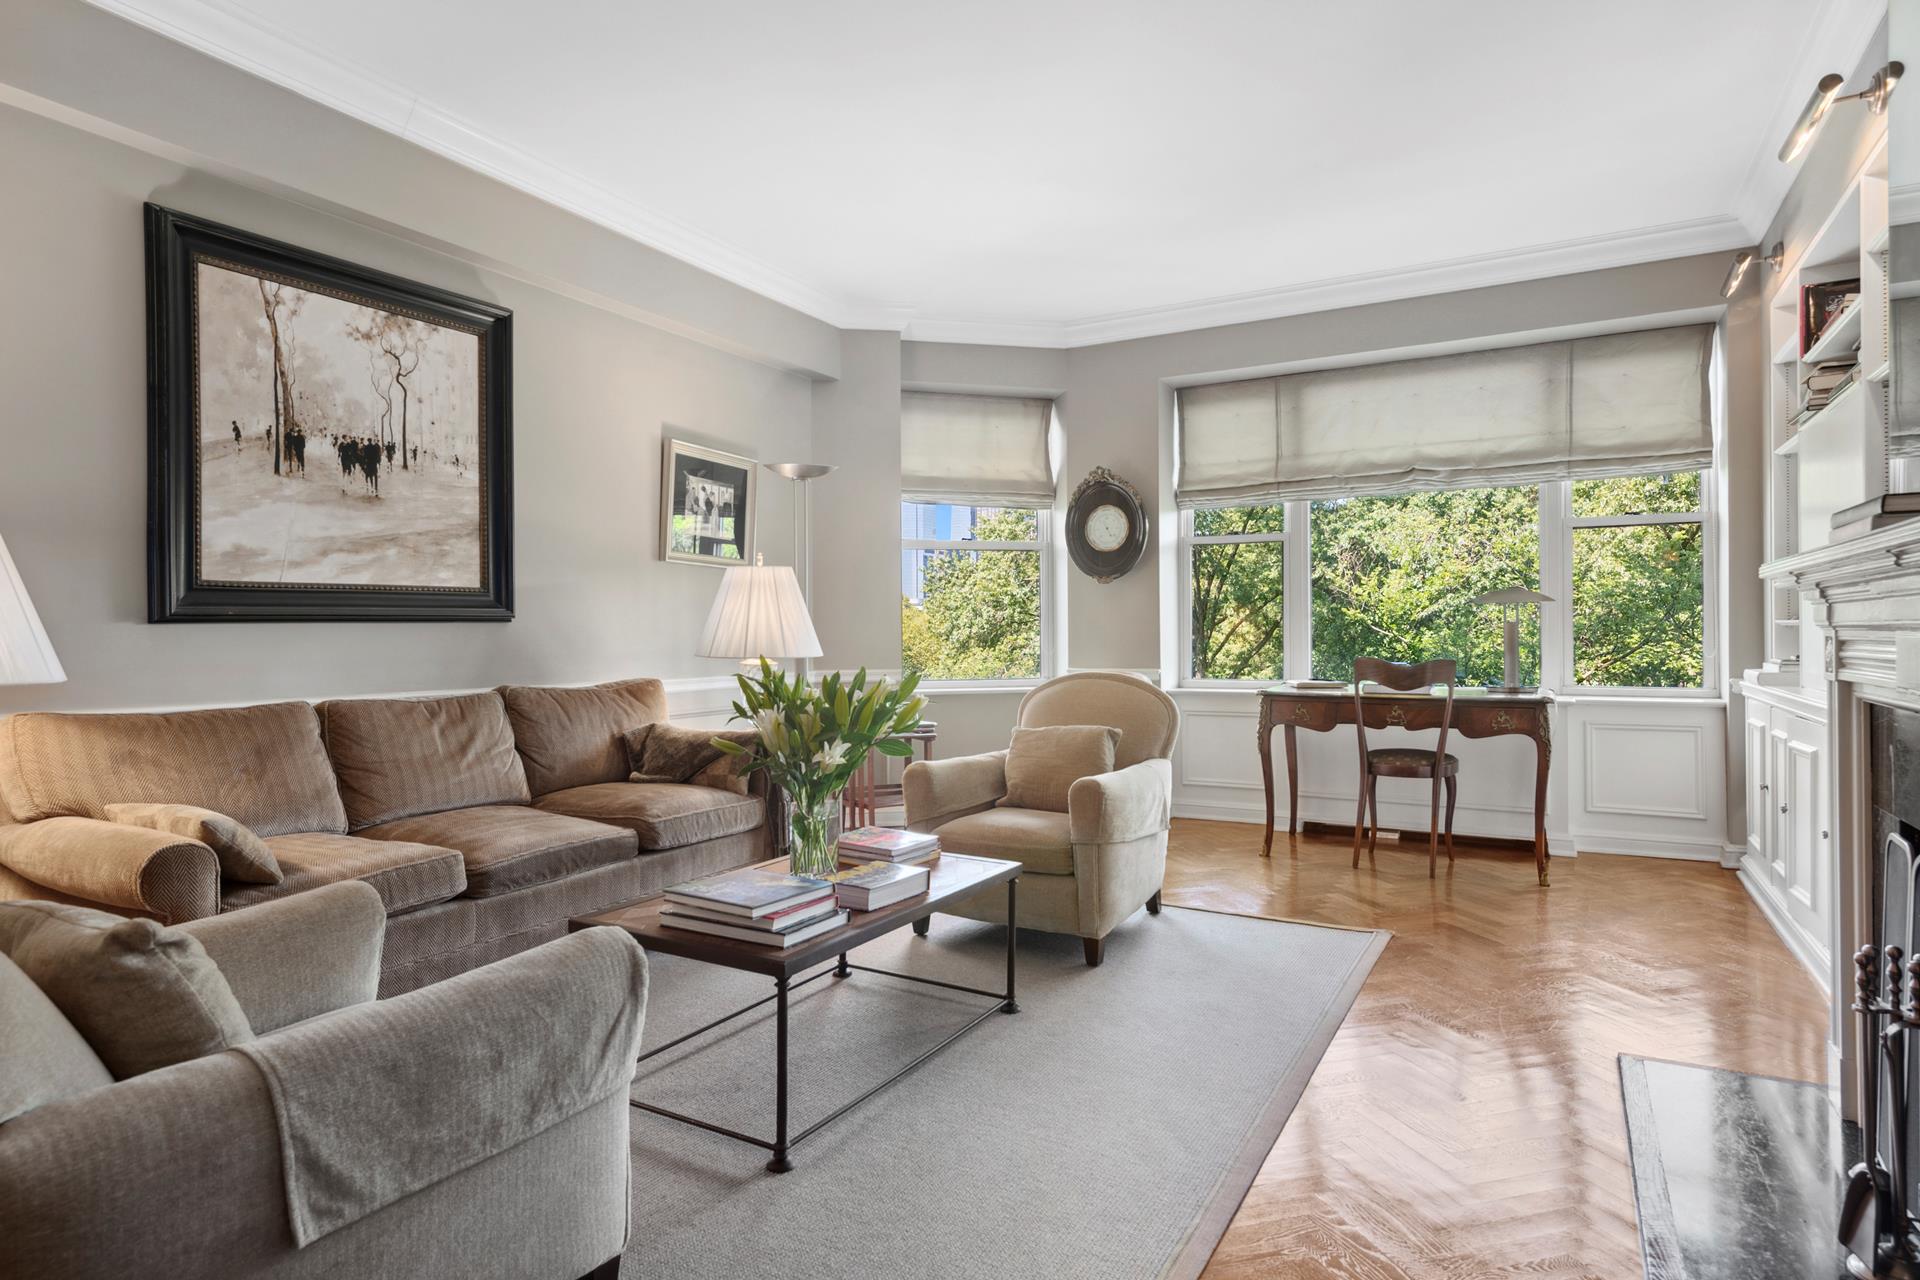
left=1764, top=136, right=1891, bottom=677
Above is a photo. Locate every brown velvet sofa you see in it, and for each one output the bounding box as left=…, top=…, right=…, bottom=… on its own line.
left=0, top=678, right=768, bottom=994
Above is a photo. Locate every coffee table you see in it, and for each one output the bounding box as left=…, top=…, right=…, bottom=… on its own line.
left=570, top=851, right=1020, bottom=1172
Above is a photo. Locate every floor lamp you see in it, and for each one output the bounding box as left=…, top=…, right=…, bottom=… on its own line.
left=0, top=531, right=66, bottom=690
left=764, top=462, right=834, bottom=679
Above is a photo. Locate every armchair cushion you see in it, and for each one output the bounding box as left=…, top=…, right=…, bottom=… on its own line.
left=0, top=818, right=219, bottom=923
left=903, top=751, right=1008, bottom=830
left=929, top=807, right=1074, bottom=876
left=1001, top=725, right=1119, bottom=813
left=0, top=900, right=252, bottom=1079
left=0, top=951, right=114, bottom=1123
left=236, top=925, right=648, bottom=1245
left=103, top=802, right=281, bottom=885
left=1067, top=759, right=1174, bottom=845
left=178, top=882, right=384, bottom=1035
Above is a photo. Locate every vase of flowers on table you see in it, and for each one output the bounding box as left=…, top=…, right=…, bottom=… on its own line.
left=713, top=660, right=926, bottom=879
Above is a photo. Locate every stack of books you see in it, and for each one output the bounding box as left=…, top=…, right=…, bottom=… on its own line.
left=659, top=867, right=846, bottom=947
left=838, top=826, right=940, bottom=865
left=826, top=859, right=931, bottom=910
left=1794, top=358, right=1858, bottom=425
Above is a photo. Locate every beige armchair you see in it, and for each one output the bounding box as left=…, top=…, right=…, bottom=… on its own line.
left=903, top=671, right=1179, bottom=966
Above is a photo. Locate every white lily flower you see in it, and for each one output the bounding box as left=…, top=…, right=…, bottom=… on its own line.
left=812, top=741, right=849, bottom=770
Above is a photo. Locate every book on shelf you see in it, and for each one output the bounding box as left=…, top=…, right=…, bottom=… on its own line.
left=824, top=860, right=931, bottom=911
left=660, top=894, right=842, bottom=932
left=659, top=908, right=849, bottom=948
left=1800, top=278, right=1860, bottom=354
left=838, top=826, right=939, bottom=860
left=662, top=866, right=833, bottom=919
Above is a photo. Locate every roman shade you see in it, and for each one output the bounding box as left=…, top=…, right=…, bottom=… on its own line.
left=1176, top=324, right=1715, bottom=506
left=902, top=392, right=1055, bottom=507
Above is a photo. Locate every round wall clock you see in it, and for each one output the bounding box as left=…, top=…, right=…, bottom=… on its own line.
left=1067, top=467, right=1149, bottom=583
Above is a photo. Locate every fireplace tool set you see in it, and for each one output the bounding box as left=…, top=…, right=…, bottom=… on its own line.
left=1844, top=835, right=1920, bottom=1279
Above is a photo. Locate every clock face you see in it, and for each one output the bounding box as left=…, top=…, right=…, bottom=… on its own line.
left=1085, top=503, right=1130, bottom=552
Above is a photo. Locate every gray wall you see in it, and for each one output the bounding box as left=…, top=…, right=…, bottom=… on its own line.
left=0, top=99, right=812, bottom=714
left=810, top=331, right=904, bottom=672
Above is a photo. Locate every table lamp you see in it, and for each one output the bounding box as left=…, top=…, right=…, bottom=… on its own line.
left=1471, top=586, right=1552, bottom=691
left=0, top=531, right=65, bottom=688
left=696, top=553, right=823, bottom=670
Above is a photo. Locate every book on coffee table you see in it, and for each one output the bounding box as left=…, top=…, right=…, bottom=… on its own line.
left=660, top=895, right=842, bottom=933
left=659, top=908, right=849, bottom=948
left=826, top=861, right=931, bottom=911
left=663, top=866, right=833, bottom=919
left=838, top=826, right=939, bottom=863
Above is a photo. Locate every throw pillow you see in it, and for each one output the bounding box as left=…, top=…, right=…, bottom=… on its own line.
left=623, top=723, right=759, bottom=796
left=105, top=802, right=282, bottom=885
left=999, top=725, right=1121, bottom=813
left=0, top=901, right=253, bottom=1079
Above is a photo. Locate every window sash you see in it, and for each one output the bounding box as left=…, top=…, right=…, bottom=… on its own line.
left=902, top=508, right=1053, bottom=688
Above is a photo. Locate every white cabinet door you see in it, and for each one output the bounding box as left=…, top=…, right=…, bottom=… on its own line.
left=1745, top=711, right=1771, bottom=869
left=1781, top=717, right=1826, bottom=943
left=1768, top=723, right=1792, bottom=888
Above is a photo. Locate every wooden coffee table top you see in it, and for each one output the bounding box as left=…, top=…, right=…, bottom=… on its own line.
left=570, top=852, right=1020, bottom=979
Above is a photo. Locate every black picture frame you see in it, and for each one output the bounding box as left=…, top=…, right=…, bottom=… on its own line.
left=145, top=203, right=513, bottom=622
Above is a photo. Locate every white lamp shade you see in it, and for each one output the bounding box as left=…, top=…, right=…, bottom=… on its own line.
left=1472, top=587, right=1555, bottom=606
left=697, top=562, right=822, bottom=660
left=0, top=532, right=65, bottom=686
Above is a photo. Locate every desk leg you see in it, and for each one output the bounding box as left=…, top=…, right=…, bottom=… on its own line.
left=1532, top=728, right=1551, bottom=888
left=1284, top=724, right=1299, bottom=843
left=1258, top=702, right=1276, bottom=858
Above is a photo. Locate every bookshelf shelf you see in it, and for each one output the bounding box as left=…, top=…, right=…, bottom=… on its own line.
left=1801, top=296, right=1864, bottom=365
left=1776, top=380, right=1863, bottom=458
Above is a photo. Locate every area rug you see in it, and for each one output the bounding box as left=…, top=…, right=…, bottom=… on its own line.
left=1619, top=1055, right=1848, bottom=1280
left=622, top=905, right=1386, bottom=1279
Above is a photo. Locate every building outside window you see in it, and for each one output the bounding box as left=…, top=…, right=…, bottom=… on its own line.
left=900, top=501, right=1047, bottom=683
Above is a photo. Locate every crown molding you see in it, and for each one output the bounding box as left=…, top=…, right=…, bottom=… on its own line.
left=1729, top=0, right=1886, bottom=236
left=77, top=0, right=898, bottom=330
left=905, top=215, right=1748, bottom=349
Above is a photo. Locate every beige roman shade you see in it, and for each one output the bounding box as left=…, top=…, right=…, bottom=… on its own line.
left=1176, top=324, right=1715, bottom=505
left=902, top=391, right=1055, bottom=507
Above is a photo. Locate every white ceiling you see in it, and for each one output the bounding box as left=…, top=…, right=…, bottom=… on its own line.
left=89, top=0, right=1883, bottom=345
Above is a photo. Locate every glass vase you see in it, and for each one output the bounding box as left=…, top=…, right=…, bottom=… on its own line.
left=787, top=790, right=842, bottom=879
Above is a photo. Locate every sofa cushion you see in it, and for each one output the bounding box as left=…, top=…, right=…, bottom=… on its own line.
left=359, top=805, right=637, bottom=899
left=0, top=702, right=347, bottom=835
left=0, top=900, right=253, bottom=1079
left=1000, top=725, right=1120, bottom=814
left=319, top=692, right=532, bottom=830
left=0, top=951, right=114, bottom=1122
left=932, top=807, right=1075, bottom=876
left=226, top=834, right=466, bottom=917
left=623, top=723, right=758, bottom=795
left=103, top=802, right=282, bottom=885
left=534, top=782, right=764, bottom=852
left=501, top=679, right=669, bottom=797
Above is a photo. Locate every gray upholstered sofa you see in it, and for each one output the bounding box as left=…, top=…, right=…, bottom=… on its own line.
left=0, top=678, right=768, bottom=994
left=0, top=882, right=646, bottom=1279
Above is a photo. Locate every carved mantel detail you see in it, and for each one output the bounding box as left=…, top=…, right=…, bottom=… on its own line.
left=1762, top=522, right=1920, bottom=707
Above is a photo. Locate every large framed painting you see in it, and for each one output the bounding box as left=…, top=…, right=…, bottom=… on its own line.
left=660, top=438, right=756, bottom=567
left=145, top=204, right=513, bottom=621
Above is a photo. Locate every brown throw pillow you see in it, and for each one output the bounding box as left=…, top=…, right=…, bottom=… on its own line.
left=999, top=725, right=1121, bottom=813
left=0, top=901, right=253, bottom=1079
left=623, top=723, right=759, bottom=796
left=105, top=802, right=282, bottom=885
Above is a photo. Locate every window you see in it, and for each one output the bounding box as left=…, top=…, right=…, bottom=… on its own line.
left=1311, top=485, right=1540, bottom=686
left=1566, top=470, right=1706, bottom=689
left=1186, top=505, right=1288, bottom=681
left=901, top=502, right=1047, bottom=682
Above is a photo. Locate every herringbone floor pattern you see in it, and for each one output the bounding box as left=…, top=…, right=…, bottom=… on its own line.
left=1168, top=821, right=1829, bottom=1280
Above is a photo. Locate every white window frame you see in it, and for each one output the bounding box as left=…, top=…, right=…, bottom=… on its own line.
left=1176, top=475, right=1719, bottom=696
left=901, top=501, right=1054, bottom=690
left=1548, top=470, right=1717, bottom=697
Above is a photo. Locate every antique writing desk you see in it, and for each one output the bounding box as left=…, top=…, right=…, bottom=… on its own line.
left=1256, top=686, right=1555, bottom=885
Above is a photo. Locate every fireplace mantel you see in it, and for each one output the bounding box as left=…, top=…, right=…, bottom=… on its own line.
left=1763, top=521, right=1920, bottom=710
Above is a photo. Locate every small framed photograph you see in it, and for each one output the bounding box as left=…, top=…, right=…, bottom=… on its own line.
left=661, top=439, right=755, bottom=566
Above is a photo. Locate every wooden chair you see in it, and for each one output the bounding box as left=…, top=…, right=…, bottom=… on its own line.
left=1352, top=657, right=1458, bottom=877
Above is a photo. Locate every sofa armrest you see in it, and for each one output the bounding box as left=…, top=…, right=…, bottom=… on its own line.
left=1067, top=759, right=1173, bottom=845
left=177, top=882, right=386, bottom=1035
left=0, top=818, right=219, bottom=924
left=903, top=751, right=1008, bottom=831
left=0, top=931, right=643, bottom=1276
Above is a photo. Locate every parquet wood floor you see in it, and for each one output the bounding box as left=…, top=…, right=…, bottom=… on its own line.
left=1167, top=821, right=1830, bottom=1280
